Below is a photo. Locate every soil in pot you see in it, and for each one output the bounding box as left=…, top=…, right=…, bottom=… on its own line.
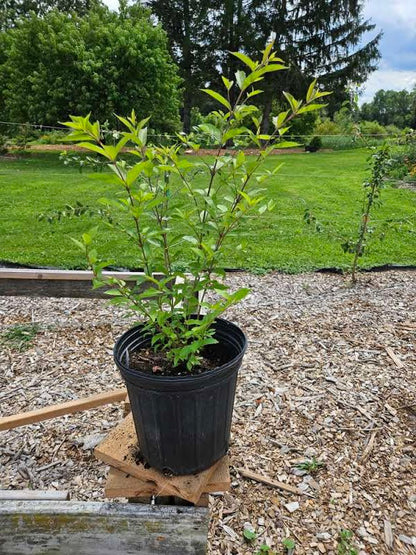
left=128, top=343, right=230, bottom=376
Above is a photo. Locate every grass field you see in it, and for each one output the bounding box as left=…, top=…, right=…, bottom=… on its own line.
left=0, top=149, right=415, bottom=273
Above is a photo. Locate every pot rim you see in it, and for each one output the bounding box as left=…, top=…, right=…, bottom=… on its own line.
left=114, top=317, right=247, bottom=388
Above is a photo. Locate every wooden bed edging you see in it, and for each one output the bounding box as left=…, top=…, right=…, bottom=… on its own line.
left=0, top=268, right=156, bottom=298
left=0, top=500, right=209, bottom=555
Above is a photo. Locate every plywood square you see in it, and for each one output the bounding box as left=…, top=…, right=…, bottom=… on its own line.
left=95, top=413, right=224, bottom=504
left=105, top=458, right=230, bottom=499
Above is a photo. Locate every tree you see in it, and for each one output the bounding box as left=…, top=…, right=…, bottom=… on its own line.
left=147, top=0, right=381, bottom=133
left=0, top=0, right=102, bottom=30
left=0, top=6, right=181, bottom=131
left=144, top=0, right=216, bottom=132
left=360, top=89, right=416, bottom=129
left=215, top=0, right=381, bottom=132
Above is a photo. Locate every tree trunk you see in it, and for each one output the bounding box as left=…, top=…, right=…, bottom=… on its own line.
left=260, top=94, right=273, bottom=135
left=181, top=0, right=192, bottom=133
left=182, top=95, right=192, bottom=133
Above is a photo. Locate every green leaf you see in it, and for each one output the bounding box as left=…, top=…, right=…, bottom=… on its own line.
left=297, top=103, right=327, bottom=114
left=315, top=90, right=332, bottom=99
left=259, top=63, right=287, bottom=74
left=306, top=79, right=317, bottom=103
left=182, top=235, right=199, bottom=245
left=199, top=123, right=222, bottom=143
left=235, top=70, right=246, bottom=90
left=283, top=92, right=300, bottom=112
left=70, top=237, right=85, bottom=251
left=82, top=232, right=92, bottom=245
left=272, top=110, right=289, bottom=129
left=274, top=141, right=300, bottom=148
left=202, top=89, right=231, bottom=110
left=222, top=127, right=247, bottom=142
left=221, top=76, right=233, bottom=90
left=105, top=289, right=124, bottom=296
left=138, top=128, right=147, bottom=145
left=229, top=287, right=250, bottom=302
left=247, top=89, right=263, bottom=99
left=77, top=142, right=105, bottom=156
left=262, top=41, right=274, bottom=63
left=282, top=538, right=295, bottom=549
left=231, top=51, right=256, bottom=71
left=243, top=529, right=257, bottom=542
left=126, top=162, right=147, bottom=186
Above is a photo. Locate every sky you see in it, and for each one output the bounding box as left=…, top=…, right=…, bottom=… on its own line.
left=103, top=0, right=416, bottom=105
left=361, top=0, right=416, bottom=103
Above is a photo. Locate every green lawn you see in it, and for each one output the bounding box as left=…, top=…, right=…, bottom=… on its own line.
left=0, top=149, right=415, bottom=272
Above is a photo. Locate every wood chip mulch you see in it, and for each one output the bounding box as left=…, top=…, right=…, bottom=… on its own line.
left=0, top=270, right=415, bottom=554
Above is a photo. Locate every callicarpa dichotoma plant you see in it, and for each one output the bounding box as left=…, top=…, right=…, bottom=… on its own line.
left=62, top=42, right=329, bottom=372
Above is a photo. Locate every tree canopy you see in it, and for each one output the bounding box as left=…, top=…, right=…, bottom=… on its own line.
left=0, top=4, right=181, bottom=132
left=360, top=88, right=416, bottom=129
left=0, top=0, right=102, bottom=30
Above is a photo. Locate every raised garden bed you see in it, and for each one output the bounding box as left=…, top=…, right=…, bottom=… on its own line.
left=1, top=270, right=415, bottom=553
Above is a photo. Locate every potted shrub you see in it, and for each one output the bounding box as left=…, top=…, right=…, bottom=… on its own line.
left=305, top=135, right=323, bottom=152
left=63, top=42, right=328, bottom=475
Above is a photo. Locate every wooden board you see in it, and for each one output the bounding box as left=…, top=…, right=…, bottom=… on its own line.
left=105, top=458, right=230, bottom=498
left=95, top=413, right=221, bottom=504
left=0, top=268, right=161, bottom=299
left=0, top=490, right=69, bottom=501
left=0, top=500, right=209, bottom=555
left=0, top=388, right=127, bottom=431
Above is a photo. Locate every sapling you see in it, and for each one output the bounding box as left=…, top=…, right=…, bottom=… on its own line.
left=342, top=144, right=391, bottom=282
left=303, top=144, right=394, bottom=281
left=62, top=41, right=328, bottom=373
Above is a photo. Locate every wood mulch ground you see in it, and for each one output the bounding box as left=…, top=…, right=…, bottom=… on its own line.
left=0, top=270, right=415, bottom=554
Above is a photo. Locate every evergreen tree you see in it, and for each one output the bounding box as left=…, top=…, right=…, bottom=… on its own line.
left=212, top=0, right=382, bottom=131
left=146, top=0, right=381, bottom=132
left=0, top=0, right=102, bottom=30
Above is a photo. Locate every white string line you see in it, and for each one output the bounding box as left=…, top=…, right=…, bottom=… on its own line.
left=0, top=120, right=400, bottom=138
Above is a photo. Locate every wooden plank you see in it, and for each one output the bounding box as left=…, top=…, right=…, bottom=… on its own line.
left=235, top=467, right=301, bottom=495
left=0, top=278, right=115, bottom=298
left=360, top=430, right=377, bottom=462
left=0, top=268, right=163, bottom=299
left=95, top=413, right=220, bottom=504
left=0, top=490, right=69, bottom=501
left=105, top=457, right=230, bottom=498
left=0, top=268, right=146, bottom=281
left=385, top=346, right=405, bottom=369
left=0, top=500, right=209, bottom=555
left=0, top=388, right=127, bottom=431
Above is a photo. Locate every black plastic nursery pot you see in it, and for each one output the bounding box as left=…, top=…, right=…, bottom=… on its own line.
left=114, top=318, right=247, bottom=476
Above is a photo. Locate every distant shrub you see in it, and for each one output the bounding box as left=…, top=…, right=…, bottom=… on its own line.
left=305, top=136, right=322, bottom=152
left=314, top=118, right=341, bottom=136
left=385, top=124, right=401, bottom=136
left=389, top=131, right=416, bottom=180
left=36, top=130, right=68, bottom=144
left=359, top=120, right=387, bottom=136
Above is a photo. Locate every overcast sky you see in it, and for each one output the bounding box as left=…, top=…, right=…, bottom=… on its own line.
left=102, top=0, right=416, bottom=104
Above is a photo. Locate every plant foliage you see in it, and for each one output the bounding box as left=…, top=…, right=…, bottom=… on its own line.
left=62, top=43, right=328, bottom=371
